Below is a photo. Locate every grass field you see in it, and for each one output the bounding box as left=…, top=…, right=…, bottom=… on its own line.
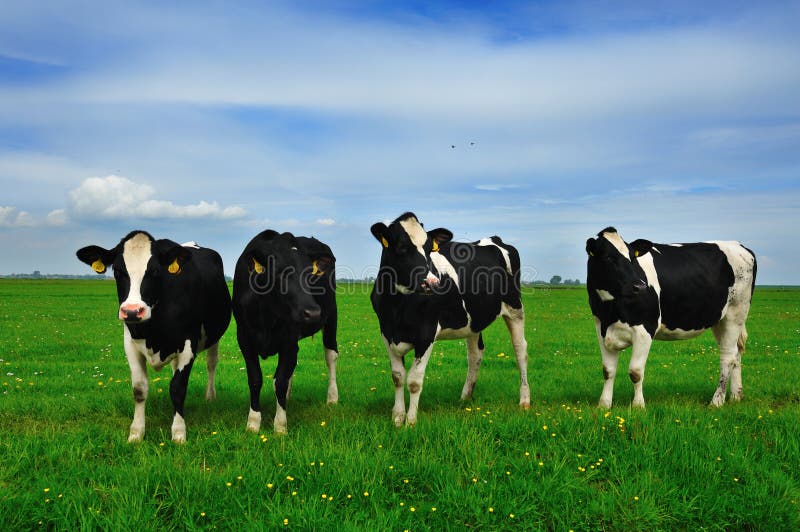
left=1, top=279, right=799, bottom=530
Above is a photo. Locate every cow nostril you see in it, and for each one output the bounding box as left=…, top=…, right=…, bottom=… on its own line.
left=303, top=308, right=322, bottom=322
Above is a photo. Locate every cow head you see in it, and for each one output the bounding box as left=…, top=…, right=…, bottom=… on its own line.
left=370, top=212, right=453, bottom=295
left=76, top=231, right=191, bottom=323
left=245, top=232, right=334, bottom=324
left=585, top=227, right=653, bottom=301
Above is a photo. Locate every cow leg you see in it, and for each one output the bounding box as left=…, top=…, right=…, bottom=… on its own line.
left=628, top=326, right=653, bottom=408
left=711, top=320, right=744, bottom=406
left=383, top=335, right=412, bottom=427
left=322, top=316, right=339, bottom=404
left=324, top=348, right=339, bottom=403
left=406, top=343, right=434, bottom=426
left=124, top=333, right=148, bottom=443
left=502, top=304, right=530, bottom=408
left=239, top=330, right=264, bottom=432
left=273, top=347, right=298, bottom=434
left=595, top=320, right=619, bottom=409
left=205, top=342, right=219, bottom=401
left=460, top=333, right=484, bottom=401
left=169, top=340, right=197, bottom=443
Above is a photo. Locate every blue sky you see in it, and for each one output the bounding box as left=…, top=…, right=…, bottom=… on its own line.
left=1, top=1, right=799, bottom=283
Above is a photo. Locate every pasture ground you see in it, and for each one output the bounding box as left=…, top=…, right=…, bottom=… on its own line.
left=1, top=280, right=799, bottom=530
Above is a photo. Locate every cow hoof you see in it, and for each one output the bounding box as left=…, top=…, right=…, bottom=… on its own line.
left=392, top=410, right=406, bottom=427
left=172, top=432, right=187, bottom=444
left=247, top=409, right=262, bottom=432
left=631, top=401, right=645, bottom=409
left=206, top=388, right=217, bottom=401
left=519, top=400, right=531, bottom=410
left=710, top=397, right=725, bottom=408
left=127, top=431, right=144, bottom=443
left=274, top=424, right=288, bottom=435
left=406, top=416, right=417, bottom=427
left=598, top=399, right=612, bottom=409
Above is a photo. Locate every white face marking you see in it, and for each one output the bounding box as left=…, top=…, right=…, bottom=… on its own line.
left=602, top=231, right=630, bottom=261
left=596, top=289, right=615, bottom=302
left=430, top=252, right=459, bottom=287
left=399, top=217, right=428, bottom=259
left=121, top=233, right=154, bottom=320
left=399, top=216, right=441, bottom=284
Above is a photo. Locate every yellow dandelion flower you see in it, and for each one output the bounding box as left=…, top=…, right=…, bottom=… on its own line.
left=43, top=488, right=50, bottom=493
left=431, top=507, right=437, bottom=512
left=286, top=476, right=294, bottom=481
left=237, top=476, right=243, bottom=481
left=510, top=513, right=515, bottom=518
left=410, top=507, right=416, bottom=512
left=634, top=496, right=639, bottom=501
left=404, top=479, right=409, bottom=484
left=363, top=491, right=369, bottom=497
left=267, top=483, right=274, bottom=489
left=320, top=421, right=326, bottom=427
left=322, top=494, right=327, bottom=499
left=539, top=462, right=544, bottom=467
left=400, top=502, right=405, bottom=507
left=489, top=507, right=494, bottom=513
left=283, top=518, right=289, bottom=526
left=212, top=431, right=217, bottom=435
left=226, top=482, right=232, bottom=487
left=200, top=512, right=206, bottom=517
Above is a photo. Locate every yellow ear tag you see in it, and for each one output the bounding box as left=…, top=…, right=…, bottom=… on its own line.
left=252, top=258, right=265, bottom=274
left=311, top=260, right=324, bottom=276
left=381, top=236, right=389, bottom=248
left=168, top=258, right=181, bottom=274
left=634, top=251, right=640, bottom=258
left=91, top=260, right=106, bottom=274
left=432, top=241, right=439, bottom=253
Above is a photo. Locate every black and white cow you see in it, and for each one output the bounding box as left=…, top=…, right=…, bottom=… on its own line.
left=232, top=230, right=338, bottom=434
left=585, top=227, right=757, bottom=408
left=370, top=212, right=530, bottom=426
left=76, top=231, right=231, bottom=442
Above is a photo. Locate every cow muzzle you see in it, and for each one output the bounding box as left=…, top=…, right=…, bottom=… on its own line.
left=302, top=307, right=322, bottom=323
left=119, top=303, right=149, bottom=323
left=420, top=272, right=440, bottom=293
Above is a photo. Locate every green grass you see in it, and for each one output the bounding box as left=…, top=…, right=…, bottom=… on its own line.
left=1, top=279, right=799, bottom=530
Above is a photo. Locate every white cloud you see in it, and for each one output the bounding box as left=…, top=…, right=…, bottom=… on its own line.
left=68, top=175, right=247, bottom=221
left=45, top=209, right=68, bottom=226
left=316, top=218, right=336, bottom=226
left=0, top=206, right=35, bottom=227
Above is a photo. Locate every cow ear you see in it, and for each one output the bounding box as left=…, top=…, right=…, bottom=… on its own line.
left=428, top=228, right=453, bottom=246
left=248, top=249, right=268, bottom=275
left=629, top=239, right=653, bottom=258
left=311, top=255, right=334, bottom=276
left=76, top=245, right=116, bottom=274
left=370, top=223, right=390, bottom=248
left=585, top=238, right=597, bottom=257
left=154, top=240, right=192, bottom=274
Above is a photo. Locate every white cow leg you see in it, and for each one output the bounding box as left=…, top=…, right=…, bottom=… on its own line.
left=205, top=343, right=219, bottom=401
left=383, top=336, right=410, bottom=427
left=460, top=334, right=483, bottom=401
left=503, top=308, right=530, bottom=408
left=126, top=346, right=148, bottom=443
left=406, top=344, right=433, bottom=427
left=324, top=348, right=339, bottom=404
left=711, top=321, right=743, bottom=407
left=628, top=329, right=652, bottom=409
left=595, top=322, right=619, bottom=409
